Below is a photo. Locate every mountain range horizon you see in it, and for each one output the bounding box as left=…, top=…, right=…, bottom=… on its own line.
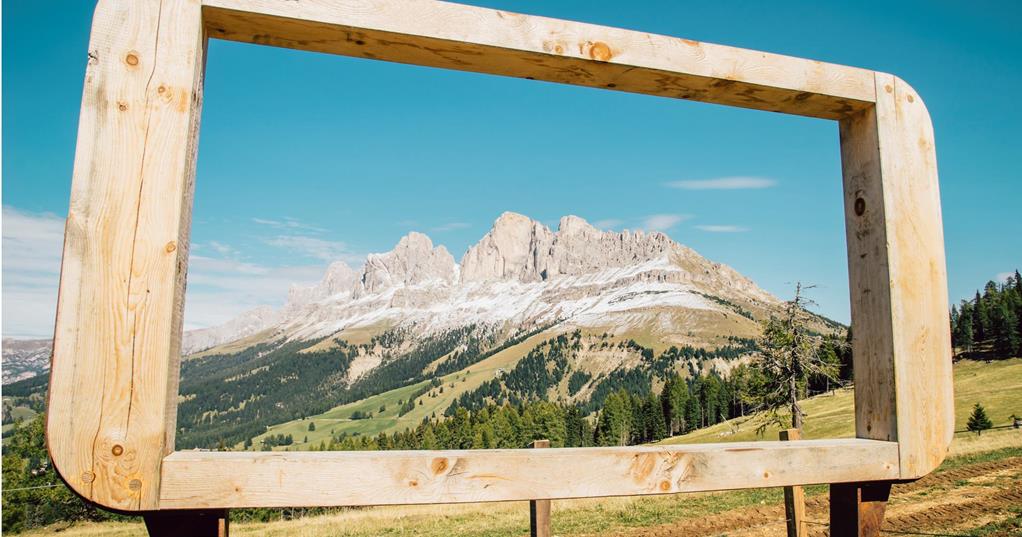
left=3, top=210, right=815, bottom=384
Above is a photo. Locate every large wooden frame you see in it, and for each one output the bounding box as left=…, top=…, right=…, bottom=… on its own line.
left=47, top=0, right=953, bottom=515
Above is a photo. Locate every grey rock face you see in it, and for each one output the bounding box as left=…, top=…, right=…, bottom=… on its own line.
left=356, top=232, right=457, bottom=297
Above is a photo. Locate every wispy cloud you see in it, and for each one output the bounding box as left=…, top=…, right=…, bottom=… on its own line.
left=696, top=224, right=749, bottom=233
left=996, top=271, right=1017, bottom=283
left=2, top=206, right=64, bottom=338
left=252, top=216, right=326, bottom=233
left=205, top=240, right=242, bottom=260
left=0, top=205, right=346, bottom=337
left=263, top=235, right=355, bottom=262
left=665, top=176, right=777, bottom=190
left=431, top=222, right=471, bottom=232
left=642, top=214, right=692, bottom=232
left=592, top=219, right=623, bottom=230
left=183, top=254, right=323, bottom=331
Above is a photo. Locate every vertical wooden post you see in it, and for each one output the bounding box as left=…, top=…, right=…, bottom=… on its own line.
left=829, top=482, right=891, bottom=537
left=143, top=509, right=229, bottom=537
left=779, top=429, right=807, bottom=537
left=530, top=439, right=551, bottom=537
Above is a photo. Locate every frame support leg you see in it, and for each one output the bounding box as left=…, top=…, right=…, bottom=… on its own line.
left=143, top=509, right=229, bottom=537
left=829, top=482, right=891, bottom=537
left=780, top=429, right=807, bottom=537
left=530, top=439, right=551, bottom=537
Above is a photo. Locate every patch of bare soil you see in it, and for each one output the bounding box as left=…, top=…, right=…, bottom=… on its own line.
left=603, top=456, right=1022, bottom=537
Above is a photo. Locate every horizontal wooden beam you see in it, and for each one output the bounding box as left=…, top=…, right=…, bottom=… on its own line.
left=202, top=0, right=875, bottom=119
left=159, top=439, right=899, bottom=508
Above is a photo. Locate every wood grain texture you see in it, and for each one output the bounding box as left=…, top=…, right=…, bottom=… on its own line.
left=530, top=440, right=551, bottom=537
left=839, top=98, right=899, bottom=446
left=201, top=0, right=875, bottom=119
left=839, top=72, right=953, bottom=479
left=158, top=440, right=899, bottom=508
left=873, top=75, right=954, bottom=479
left=48, top=0, right=954, bottom=515
left=780, top=429, right=807, bottom=537
left=46, top=0, right=205, bottom=511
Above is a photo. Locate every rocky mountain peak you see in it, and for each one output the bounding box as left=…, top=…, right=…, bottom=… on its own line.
left=356, top=231, right=457, bottom=296
left=460, top=212, right=555, bottom=282
left=557, top=214, right=598, bottom=236
left=460, top=212, right=679, bottom=282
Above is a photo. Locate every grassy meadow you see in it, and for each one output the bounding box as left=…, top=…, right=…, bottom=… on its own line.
left=18, top=357, right=1022, bottom=537
left=659, top=357, right=1022, bottom=445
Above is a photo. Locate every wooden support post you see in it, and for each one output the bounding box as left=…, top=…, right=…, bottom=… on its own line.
left=143, top=509, right=229, bottom=537
left=779, top=429, right=807, bottom=537
left=829, top=482, right=891, bottom=537
left=530, top=439, right=551, bottom=537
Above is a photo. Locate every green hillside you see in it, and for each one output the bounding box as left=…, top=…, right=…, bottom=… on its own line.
left=659, top=357, right=1022, bottom=445
left=251, top=329, right=559, bottom=449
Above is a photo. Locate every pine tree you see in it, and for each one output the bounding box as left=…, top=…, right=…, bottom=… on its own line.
left=308, top=421, right=316, bottom=432
left=993, top=302, right=1021, bottom=356
left=648, top=394, right=668, bottom=441
left=966, top=403, right=993, bottom=435
left=750, top=283, right=838, bottom=432
left=660, top=375, right=689, bottom=435
left=954, top=301, right=974, bottom=353
left=973, top=291, right=990, bottom=342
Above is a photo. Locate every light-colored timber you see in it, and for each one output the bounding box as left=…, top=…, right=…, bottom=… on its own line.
left=46, top=0, right=204, bottom=511
left=780, top=429, right=807, bottom=537
left=200, top=0, right=876, bottom=120
left=157, top=440, right=899, bottom=509
left=45, top=0, right=953, bottom=517
left=838, top=73, right=954, bottom=480
left=530, top=440, right=552, bottom=537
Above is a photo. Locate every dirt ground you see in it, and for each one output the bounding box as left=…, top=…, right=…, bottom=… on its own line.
left=602, top=455, right=1022, bottom=537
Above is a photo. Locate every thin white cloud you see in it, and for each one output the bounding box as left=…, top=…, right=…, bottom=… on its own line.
left=642, top=214, right=691, bottom=232
left=251, top=216, right=326, bottom=233
left=2, top=206, right=64, bottom=338
left=206, top=240, right=241, bottom=260
left=183, top=255, right=324, bottom=330
left=0, top=205, right=346, bottom=337
left=995, top=271, right=1016, bottom=283
left=263, top=235, right=354, bottom=262
left=592, top=219, right=623, bottom=230
left=431, top=222, right=471, bottom=232
left=665, top=176, right=777, bottom=190
left=696, top=225, right=749, bottom=233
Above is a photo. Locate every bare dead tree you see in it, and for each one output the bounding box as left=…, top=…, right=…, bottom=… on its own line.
left=752, top=282, right=839, bottom=433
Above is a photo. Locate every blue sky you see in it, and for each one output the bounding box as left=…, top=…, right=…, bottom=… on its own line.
left=3, top=0, right=1020, bottom=337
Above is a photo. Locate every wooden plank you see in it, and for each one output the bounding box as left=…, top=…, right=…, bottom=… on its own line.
left=530, top=440, right=551, bottom=537
left=779, top=429, right=806, bottom=537
left=47, top=0, right=956, bottom=515
left=873, top=75, right=954, bottom=479
left=200, top=0, right=875, bottom=119
left=143, top=509, right=229, bottom=537
left=839, top=92, right=899, bottom=447
left=158, top=440, right=899, bottom=508
left=829, top=482, right=891, bottom=537
left=839, top=73, right=953, bottom=479
left=46, top=0, right=205, bottom=511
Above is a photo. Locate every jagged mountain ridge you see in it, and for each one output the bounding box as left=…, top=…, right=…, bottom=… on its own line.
left=1, top=212, right=786, bottom=384
left=193, top=212, right=779, bottom=355
left=1, top=339, right=52, bottom=384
